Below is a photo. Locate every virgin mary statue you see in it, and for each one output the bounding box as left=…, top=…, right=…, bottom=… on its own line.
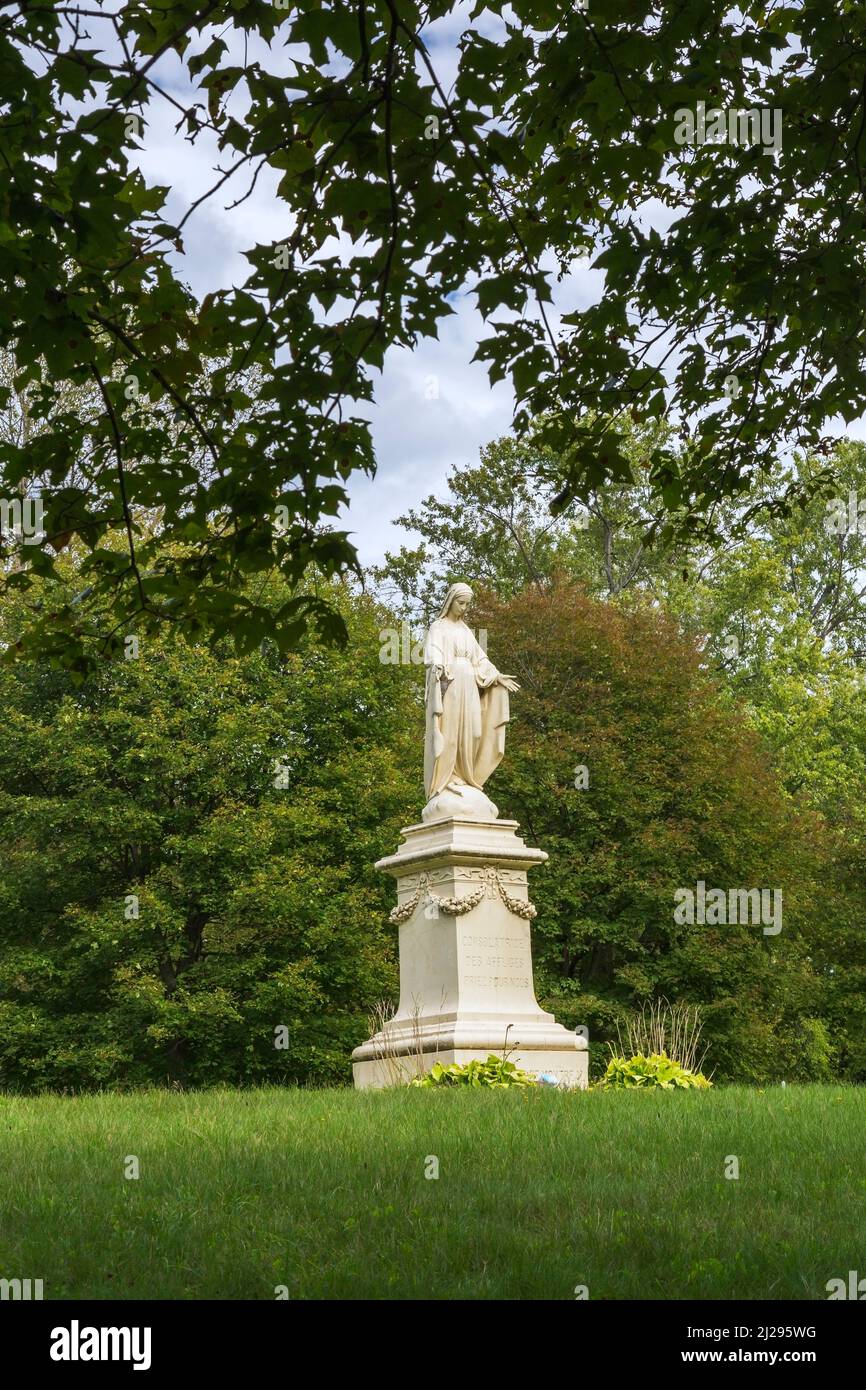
left=422, top=583, right=519, bottom=821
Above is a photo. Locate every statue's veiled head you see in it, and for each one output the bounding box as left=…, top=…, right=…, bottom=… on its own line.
left=439, top=582, right=473, bottom=620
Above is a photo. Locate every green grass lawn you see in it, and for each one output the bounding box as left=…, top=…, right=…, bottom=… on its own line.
left=1, top=1084, right=863, bottom=1300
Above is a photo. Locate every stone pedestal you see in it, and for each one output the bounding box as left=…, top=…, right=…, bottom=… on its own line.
left=352, top=817, right=588, bottom=1088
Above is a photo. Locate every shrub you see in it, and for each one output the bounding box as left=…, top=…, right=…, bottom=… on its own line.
left=599, top=1052, right=712, bottom=1090
left=409, top=1056, right=537, bottom=1088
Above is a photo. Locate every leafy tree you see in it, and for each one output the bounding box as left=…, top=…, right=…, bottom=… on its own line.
left=0, top=582, right=417, bottom=1089
left=374, top=428, right=866, bottom=734
left=475, top=581, right=837, bottom=1083
left=372, top=416, right=681, bottom=617
left=3, top=1, right=866, bottom=663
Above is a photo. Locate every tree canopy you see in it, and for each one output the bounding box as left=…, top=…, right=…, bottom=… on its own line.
left=2, top=1, right=866, bottom=665
left=0, top=578, right=416, bottom=1088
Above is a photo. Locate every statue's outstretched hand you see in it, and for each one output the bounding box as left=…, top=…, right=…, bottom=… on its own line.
left=497, top=675, right=520, bottom=692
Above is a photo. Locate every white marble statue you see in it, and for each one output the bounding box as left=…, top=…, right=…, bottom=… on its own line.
left=422, top=582, right=519, bottom=821
left=352, top=579, right=588, bottom=1088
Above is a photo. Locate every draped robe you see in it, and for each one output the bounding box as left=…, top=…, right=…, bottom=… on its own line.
left=423, top=617, right=510, bottom=799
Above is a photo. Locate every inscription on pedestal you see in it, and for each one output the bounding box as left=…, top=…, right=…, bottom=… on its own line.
left=460, top=928, right=532, bottom=989
left=464, top=975, right=532, bottom=988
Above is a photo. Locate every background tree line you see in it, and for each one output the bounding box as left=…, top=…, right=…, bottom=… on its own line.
left=2, top=417, right=865, bottom=1087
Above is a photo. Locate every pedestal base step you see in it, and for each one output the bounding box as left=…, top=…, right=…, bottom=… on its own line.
left=352, top=1021, right=588, bottom=1090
